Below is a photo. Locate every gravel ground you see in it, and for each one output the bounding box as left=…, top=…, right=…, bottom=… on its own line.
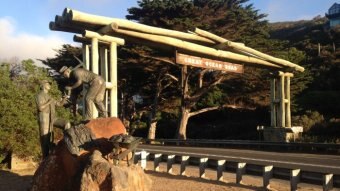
left=0, top=161, right=337, bottom=191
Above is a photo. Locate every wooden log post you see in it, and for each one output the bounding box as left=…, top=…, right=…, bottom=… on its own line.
left=194, top=27, right=305, bottom=72
left=91, top=37, right=99, bottom=118
left=84, top=30, right=125, bottom=45
left=199, top=158, right=208, bottom=178
left=82, top=31, right=124, bottom=117
left=109, top=42, right=118, bottom=117
left=285, top=73, right=293, bottom=128
left=69, top=8, right=216, bottom=45
left=154, top=153, right=162, bottom=172
left=110, top=27, right=282, bottom=69
left=82, top=44, right=90, bottom=116
left=195, top=28, right=304, bottom=72
left=236, top=163, right=246, bottom=184
left=270, top=78, right=277, bottom=127
left=323, top=174, right=333, bottom=191
left=290, top=169, right=301, bottom=191
left=180, top=156, right=189, bottom=176
left=217, top=160, right=226, bottom=181
left=263, top=165, right=273, bottom=189
left=278, top=72, right=286, bottom=127
left=167, top=155, right=175, bottom=174
left=99, top=47, right=108, bottom=110
left=74, top=35, right=112, bottom=46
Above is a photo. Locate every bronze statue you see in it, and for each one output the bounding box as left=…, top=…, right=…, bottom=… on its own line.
left=35, top=80, right=70, bottom=159
left=59, top=66, right=107, bottom=120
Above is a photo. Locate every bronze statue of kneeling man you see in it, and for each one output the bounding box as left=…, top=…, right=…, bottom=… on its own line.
left=59, top=66, right=108, bottom=120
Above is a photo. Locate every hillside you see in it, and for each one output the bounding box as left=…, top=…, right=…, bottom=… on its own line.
left=266, top=16, right=340, bottom=142
left=269, top=16, right=339, bottom=65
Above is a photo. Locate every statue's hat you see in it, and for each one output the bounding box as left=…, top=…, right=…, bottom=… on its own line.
left=40, top=79, right=50, bottom=85
left=59, top=66, right=69, bottom=74
left=39, top=80, right=50, bottom=88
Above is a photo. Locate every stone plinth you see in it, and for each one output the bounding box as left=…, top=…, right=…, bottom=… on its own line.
left=258, top=126, right=303, bottom=142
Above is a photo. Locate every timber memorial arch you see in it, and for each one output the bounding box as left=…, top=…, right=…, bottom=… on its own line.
left=50, top=8, right=305, bottom=142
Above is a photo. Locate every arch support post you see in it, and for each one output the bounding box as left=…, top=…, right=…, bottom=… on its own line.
left=109, top=42, right=118, bottom=117
left=91, top=37, right=99, bottom=118
left=261, top=72, right=303, bottom=142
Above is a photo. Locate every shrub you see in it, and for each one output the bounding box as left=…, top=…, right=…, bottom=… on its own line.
left=292, top=110, right=324, bottom=132
left=0, top=60, right=72, bottom=161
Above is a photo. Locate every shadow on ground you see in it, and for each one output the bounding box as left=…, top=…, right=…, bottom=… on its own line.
left=0, top=169, right=35, bottom=191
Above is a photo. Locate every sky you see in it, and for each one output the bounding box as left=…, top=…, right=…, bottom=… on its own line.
left=0, top=0, right=337, bottom=64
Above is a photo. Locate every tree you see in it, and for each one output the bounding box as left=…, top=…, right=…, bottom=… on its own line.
left=40, top=44, right=82, bottom=72
left=126, top=0, right=274, bottom=139
left=117, top=46, right=180, bottom=137
left=0, top=59, right=73, bottom=161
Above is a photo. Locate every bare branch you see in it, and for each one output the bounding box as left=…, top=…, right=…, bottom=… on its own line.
left=189, top=103, right=256, bottom=117
left=188, top=75, right=225, bottom=101
left=164, top=73, right=179, bottom=81
left=137, top=53, right=176, bottom=66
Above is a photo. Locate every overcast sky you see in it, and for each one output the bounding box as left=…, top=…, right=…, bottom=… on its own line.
left=0, top=0, right=337, bottom=64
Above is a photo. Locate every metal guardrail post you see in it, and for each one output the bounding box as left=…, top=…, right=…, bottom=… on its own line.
left=236, top=162, right=246, bottom=184
left=323, top=174, right=333, bottom=191
left=263, top=165, right=273, bottom=189
left=217, top=160, right=226, bottom=181
left=154, top=153, right=162, bottom=172
left=167, top=155, right=175, bottom=174
left=141, top=150, right=148, bottom=169
left=180, top=156, right=190, bottom=175
left=138, top=147, right=340, bottom=189
left=199, top=158, right=208, bottom=178
left=134, top=152, right=140, bottom=165
left=290, top=169, right=301, bottom=191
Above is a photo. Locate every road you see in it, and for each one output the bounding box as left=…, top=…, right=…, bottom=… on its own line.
left=138, top=144, right=340, bottom=174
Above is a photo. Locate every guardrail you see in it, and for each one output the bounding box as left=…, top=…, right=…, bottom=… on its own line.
left=143, top=139, right=340, bottom=154
left=134, top=149, right=339, bottom=191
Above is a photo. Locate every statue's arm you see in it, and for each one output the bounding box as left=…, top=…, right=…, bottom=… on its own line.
left=37, top=99, right=52, bottom=111
left=56, top=96, right=69, bottom=107
left=67, top=80, right=82, bottom=90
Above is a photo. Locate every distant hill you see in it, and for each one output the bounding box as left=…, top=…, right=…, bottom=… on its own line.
left=269, top=16, right=339, bottom=61
left=270, top=16, right=334, bottom=45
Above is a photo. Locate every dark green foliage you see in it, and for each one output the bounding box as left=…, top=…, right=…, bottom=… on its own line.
left=125, top=0, right=313, bottom=139
left=296, top=91, right=340, bottom=115
left=155, top=112, right=179, bottom=138
left=292, top=110, right=324, bottom=132
left=299, top=118, right=340, bottom=143
left=126, top=0, right=273, bottom=106
left=128, top=0, right=269, bottom=42
left=0, top=60, right=73, bottom=160
left=270, top=18, right=340, bottom=113
left=196, top=86, right=224, bottom=108
left=270, top=18, right=340, bottom=142
left=307, top=120, right=340, bottom=143
left=40, top=44, right=82, bottom=72
left=188, top=108, right=269, bottom=139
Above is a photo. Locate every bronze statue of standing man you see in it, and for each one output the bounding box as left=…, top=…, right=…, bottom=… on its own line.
left=59, top=66, right=108, bottom=120
left=35, top=80, right=70, bottom=159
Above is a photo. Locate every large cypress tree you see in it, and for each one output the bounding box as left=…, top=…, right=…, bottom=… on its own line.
left=126, top=0, right=281, bottom=139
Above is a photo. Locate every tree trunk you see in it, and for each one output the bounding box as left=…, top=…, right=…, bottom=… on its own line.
left=178, top=65, right=190, bottom=140
left=147, top=120, right=157, bottom=140
left=178, top=108, right=190, bottom=140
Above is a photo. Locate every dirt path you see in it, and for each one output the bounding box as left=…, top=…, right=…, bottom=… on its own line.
left=0, top=162, right=336, bottom=191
